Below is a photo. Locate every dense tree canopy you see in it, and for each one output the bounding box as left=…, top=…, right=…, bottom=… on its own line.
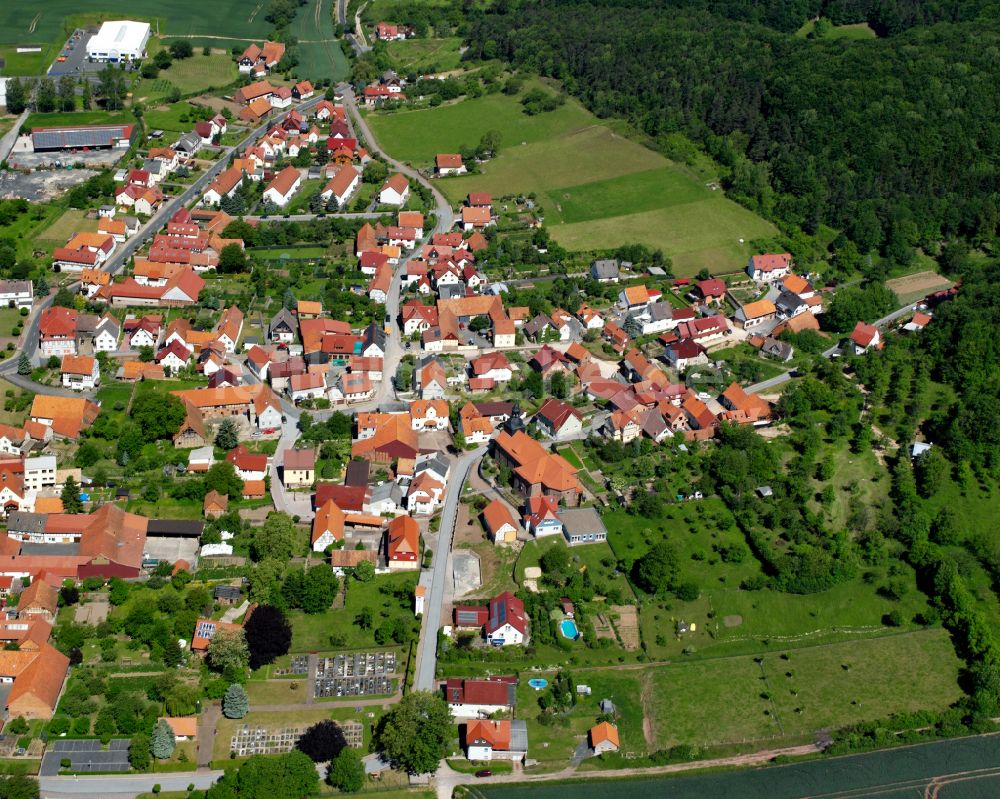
left=376, top=691, right=452, bottom=774
left=465, top=1, right=1000, bottom=258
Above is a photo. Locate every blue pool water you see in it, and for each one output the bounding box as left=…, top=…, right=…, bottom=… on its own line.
left=560, top=619, right=580, bottom=639
left=528, top=678, right=548, bottom=690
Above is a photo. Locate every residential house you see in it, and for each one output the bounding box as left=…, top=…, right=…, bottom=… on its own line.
left=311, top=499, right=345, bottom=552
left=92, top=316, right=120, bottom=353
left=435, top=153, right=467, bottom=175
left=203, top=490, right=228, bottom=519
left=464, top=719, right=529, bottom=762
left=29, top=395, right=100, bottom=440
left=268, top=308, right=296, bottom=343
left=445, top=677, right=516, bottom=718
left=850, top=321, right=880, bottom=354
left=486, top=592, right=528, bottom=646
left=282, top=448, right=315, bottom=487
left=746, top=253, right=792, bottom=282
left=319, top=165, right=360, bottom=208
left=378, top=174, right=409, bottom=206
left=534, top=399, right=583, bottom=439
left=590, top=259, right=620, bottom=283
left=263, top=166, right=302, bottom=208
left=60, top=355, right=100, bottom=391
left=734, top=299, right=777, bottom=331
left=385, top=515, right=419, bottom=570
left=202, top=167, right=244, bottom=206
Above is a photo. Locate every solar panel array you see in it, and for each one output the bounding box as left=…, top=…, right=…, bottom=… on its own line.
left=196, top=620, right=217, bottom=639
left=32, top=125, right=131, bottom=151
left=41, top=739, right=131, bottom=775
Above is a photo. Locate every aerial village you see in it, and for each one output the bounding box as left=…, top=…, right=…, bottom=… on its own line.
left=0, top=11, right=959, bottom=793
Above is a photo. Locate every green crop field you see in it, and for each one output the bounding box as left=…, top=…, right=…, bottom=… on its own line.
left=366, top=89, right=776, bottom=273
left=0, top=3, right=271, bottom=50
left=649, top=630, right=961, bottom=748
left=291, top=0, right=350, bottom=82
left=478, top=734, right=1000, bottom=799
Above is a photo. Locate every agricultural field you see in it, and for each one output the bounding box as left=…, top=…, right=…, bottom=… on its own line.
left=367, top=88, right=776, bottom=273
left=648, top=630, right=961, bottom=748
left=0, top=2, right=271, bottom=55
left=884, top=270, right=954, bottom=306
left=291, top=0, right=350, bottom=82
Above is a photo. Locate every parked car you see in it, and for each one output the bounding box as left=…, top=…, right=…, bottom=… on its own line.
left=475, top=770, right=492, bottom=778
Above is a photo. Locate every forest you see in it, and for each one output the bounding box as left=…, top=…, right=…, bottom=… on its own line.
left=464, top=1, right=1000, bottom=269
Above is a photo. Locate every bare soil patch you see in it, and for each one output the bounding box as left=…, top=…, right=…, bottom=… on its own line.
left=611, top=604, right=640, bottom=651
left=885, top=270, right=953, bottom=304
left=723, top=614, right=743, bottom=628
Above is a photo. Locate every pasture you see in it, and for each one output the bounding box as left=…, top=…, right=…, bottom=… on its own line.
left=796, top=19, right=878, bottom=39
left=649, top=630, right=961, bottom=749
left=367, top=90, right=776, bottom=273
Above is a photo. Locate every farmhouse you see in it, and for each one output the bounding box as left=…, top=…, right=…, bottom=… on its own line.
left=86, top=20, right=151, bottom=62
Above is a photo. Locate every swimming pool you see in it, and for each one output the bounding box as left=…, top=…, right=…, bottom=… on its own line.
left=560, top=619, right=580, bottom=639
left=528, top=678, right=548, bottom=690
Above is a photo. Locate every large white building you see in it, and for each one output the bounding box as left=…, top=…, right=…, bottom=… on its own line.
left=86, top=21, right=151, bottom=63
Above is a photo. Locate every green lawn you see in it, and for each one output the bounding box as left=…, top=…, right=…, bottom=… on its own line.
left=35, top=208, right=98, bottom=244
left=253, top=245, right=331, bottom=261
left=143, top=103, right=209, bottom=134
left=387, top=36, right=463, bottom=73
left=649, top=630, right=961, bottom=748
left=516, top=537, right=632, bottom=599
left=24, top=110, right=135, bottom=130
left=0, top=44, right=60, bottom=77
left=288, top=572, right=417, bottom=652
left=0, top=202, right=64, bottom=260
left=367, top=88, right=776, bottom=274
left=134, top=51, right=238, bottom=102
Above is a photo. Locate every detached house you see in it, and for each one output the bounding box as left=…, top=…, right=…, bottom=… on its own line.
left=379, top=174, right=410, bottom=206
left=263, top=166, right=302, bottom=208
left=486, top=592, right=528, bottom=646
left=733, top=299, right=776, bottom=331
left=436, top=153, right=467, bottom=175
left=385, top=515, right=419, bottom=571
left=61, top=355, right=100, bottom=391
left=747, top=252, right=792, bottom=282
left=464, top=719, right=529, bottom=762
left=849, top=321, right=880, bottom=354
left=534, top=399, right=583, bottom=439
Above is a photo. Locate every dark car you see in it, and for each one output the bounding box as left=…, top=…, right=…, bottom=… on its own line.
left=475, top=770, right=492, bottom=778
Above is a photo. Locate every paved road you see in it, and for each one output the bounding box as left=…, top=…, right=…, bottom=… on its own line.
left=0, top=110, right=28, bottom=163
left=413, top=446, right=486, bottom=692
left=746, top=301, right=920, bottom=394
left=39, top=770, right=223, bottom=798
left=341, top=83, right=455, bottom=407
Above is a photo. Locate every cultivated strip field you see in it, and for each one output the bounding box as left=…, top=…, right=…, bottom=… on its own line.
left=367, top=90, right=776, bottom=272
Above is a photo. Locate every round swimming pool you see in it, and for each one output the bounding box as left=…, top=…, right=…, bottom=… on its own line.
left=560, top=619, right=580, bottom=639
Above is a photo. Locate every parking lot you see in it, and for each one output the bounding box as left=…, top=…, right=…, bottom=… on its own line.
left=315, top=652, right=397, bottom=699
left=40, top=739, right=130, bottom=776
left=47, top=28, right=112, bottom=78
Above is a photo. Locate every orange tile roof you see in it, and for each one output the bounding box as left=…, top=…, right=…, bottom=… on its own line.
left=162, top=717, right=198, bottom=738
left=482, top=499, right=517, bottom=537
left=18, top=579, right=59, bottom=617
left=387, top=515, right=419, bottom=559
left=466, top=719, right=511, bottom=750
left=494, top=430, right=581, bottom=494
left=5, top=643, right=69, bottom=715
left=60, top=354, right=95, bottom=376
left=740, top=299, right=776, bottom=320
left=590, top=721, right=620, bottom=748
left=312, top=499, right=345, bottom=546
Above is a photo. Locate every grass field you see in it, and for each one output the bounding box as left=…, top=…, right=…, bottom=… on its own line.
left=796, top=19, right=878, bottom=39
left=35, top=208, right=98, bottom=243
left=0, top=2, right=270, bottom=50
left=649, top=630, right=961, bottom=748
left=135, top=51, right=238, bottom=102
left=367, top=89, right=776, bottom=273
left=24, top=110, right=135, bottom=129
left=292, top=0, right=350, bottom=82
left=884, top=270, right=953, bottom=306
left=387, top=37, right=463, bottom=73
